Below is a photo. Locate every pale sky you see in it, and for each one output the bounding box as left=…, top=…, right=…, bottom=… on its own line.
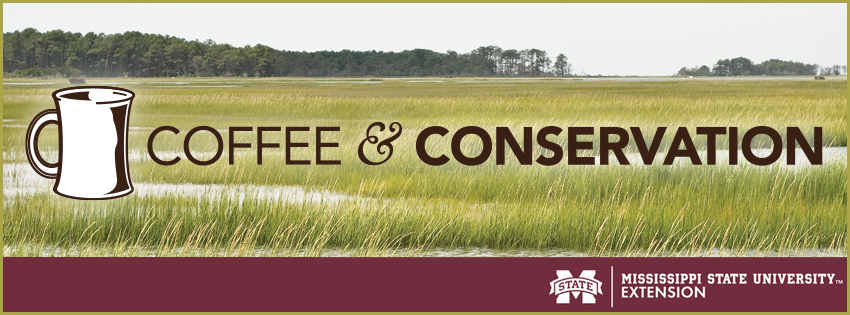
left=3, top=3, right=847, bottom=76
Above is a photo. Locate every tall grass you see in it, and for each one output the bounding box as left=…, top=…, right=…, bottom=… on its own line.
left=3, top=78, right=846, bottom=256
left=4, top=160, right=845, bottom=256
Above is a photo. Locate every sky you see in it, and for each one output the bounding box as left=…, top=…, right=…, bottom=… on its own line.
left=3, top=3, right=847, bottom=76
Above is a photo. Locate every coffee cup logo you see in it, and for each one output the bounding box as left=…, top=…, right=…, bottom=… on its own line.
left=25, top=86, right=135, bottom=200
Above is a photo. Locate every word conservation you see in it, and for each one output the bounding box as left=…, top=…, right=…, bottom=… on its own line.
left=415, top=126, right=821, bottom=166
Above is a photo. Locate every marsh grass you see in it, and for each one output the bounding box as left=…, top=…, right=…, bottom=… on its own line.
left=4, top=160, right=845, bottom=256
left=3, top=78, right=846, bottom=256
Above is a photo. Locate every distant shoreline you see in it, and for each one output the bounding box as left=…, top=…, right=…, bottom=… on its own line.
left=3, top=76, right=847, bottom=83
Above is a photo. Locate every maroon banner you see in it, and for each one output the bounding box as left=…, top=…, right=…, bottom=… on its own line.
left=3, top=257, right=846, bottom=312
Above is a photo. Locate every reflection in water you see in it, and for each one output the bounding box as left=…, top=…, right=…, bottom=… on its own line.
left=3, top=163, right=365, bottom=205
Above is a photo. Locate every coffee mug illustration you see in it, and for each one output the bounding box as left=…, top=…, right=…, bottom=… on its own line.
left=25, top=86, right=135, bottom=200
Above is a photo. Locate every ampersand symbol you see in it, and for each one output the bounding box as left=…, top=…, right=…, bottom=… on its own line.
left=358, top=122, right=402, bottom=165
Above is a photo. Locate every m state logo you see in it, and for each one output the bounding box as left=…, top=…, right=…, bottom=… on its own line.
left=549, top=270, right=603, bottom=304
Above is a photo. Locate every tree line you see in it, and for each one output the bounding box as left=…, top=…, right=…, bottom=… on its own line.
left=3, top=28, right=574, bottom=78
left=678, top=57, right=846, bottom=76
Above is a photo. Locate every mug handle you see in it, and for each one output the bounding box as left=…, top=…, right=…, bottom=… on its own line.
left=25, top=109, right=60, bottom=179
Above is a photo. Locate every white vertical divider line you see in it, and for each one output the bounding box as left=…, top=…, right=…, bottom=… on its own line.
left=610, top=266, right=614, bottom=308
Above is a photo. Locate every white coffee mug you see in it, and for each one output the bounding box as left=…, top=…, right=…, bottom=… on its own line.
left=26, top=86, right=135, bottom=200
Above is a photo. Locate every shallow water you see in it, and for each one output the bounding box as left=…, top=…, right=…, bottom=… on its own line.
left=152, top=85, right=240, bottom=88
left=3, top=76, right=845, bottom=88
left=3, top=163, right=365, bottom=205
left=315, top=81, right=383, bottom=84
left=4, top=146, right=844, bottom=197
left=573, top=77, right=848, bottom=82
left=4, top=149, right=260, bottom=164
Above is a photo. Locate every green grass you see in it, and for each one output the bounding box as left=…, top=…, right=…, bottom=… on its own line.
left=3, top=77, right=846, bottom=256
